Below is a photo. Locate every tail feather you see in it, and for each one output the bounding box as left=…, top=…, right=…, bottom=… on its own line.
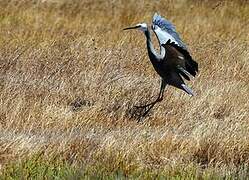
left=177, top=66, right=191, bottom=81
left=181, top=84, right=195, bottom=96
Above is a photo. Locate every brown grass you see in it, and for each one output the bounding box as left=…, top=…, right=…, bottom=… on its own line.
left=0, top=0, right=249, bottom=176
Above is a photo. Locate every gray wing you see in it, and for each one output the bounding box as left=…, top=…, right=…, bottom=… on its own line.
left=152, top=13, right=187, bottom=50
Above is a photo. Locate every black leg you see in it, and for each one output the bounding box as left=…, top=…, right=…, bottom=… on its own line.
left=135, top=79, right=167, bottom=118
left=157, top=79, right=167, bottom=101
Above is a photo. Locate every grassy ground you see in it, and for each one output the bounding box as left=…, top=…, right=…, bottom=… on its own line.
left=0, top=0, right=249, bottom=178
left=2, top=154, right=249, bottom=179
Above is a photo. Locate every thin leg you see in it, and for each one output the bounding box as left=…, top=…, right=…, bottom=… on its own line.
left=135, top=79, right=167, bottom=118
left=157, top=79, right=167, bottom=101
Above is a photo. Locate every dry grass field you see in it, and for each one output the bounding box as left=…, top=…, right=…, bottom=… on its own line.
left=0, top=0, right=249, bottom=178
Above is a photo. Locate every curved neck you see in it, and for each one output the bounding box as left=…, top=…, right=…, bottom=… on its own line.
left=144, top=29, right=163, bottom=62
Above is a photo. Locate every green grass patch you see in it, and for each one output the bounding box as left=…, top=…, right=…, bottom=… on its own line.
left=2, top=153, right=249, bottom=179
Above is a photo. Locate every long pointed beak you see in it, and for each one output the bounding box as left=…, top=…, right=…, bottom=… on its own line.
left=123, top=25, right=140, bottom=30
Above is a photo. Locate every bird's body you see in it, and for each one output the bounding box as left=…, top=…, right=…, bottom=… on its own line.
left=124, top=13, right=198, bottom=117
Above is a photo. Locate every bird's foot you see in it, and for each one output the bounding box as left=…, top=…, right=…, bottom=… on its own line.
left=157, top=97, right=163, bottom=102
left=134, top=104, right=150, bottom=109
left=130, top=104, right=155, bottom=122
left=134, top=97, right=162, bottom=109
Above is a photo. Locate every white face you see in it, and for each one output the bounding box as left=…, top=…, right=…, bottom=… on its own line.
left=137, top=23, right=148, bottom=32
left=123, top=23, right=148, bottom=32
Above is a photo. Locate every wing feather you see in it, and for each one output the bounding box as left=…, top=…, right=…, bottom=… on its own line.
left=162, top=40, right=198, bottom=80
left=166, top=40, right=199, bottom=75
left=152, top=13, right=187, bottom=50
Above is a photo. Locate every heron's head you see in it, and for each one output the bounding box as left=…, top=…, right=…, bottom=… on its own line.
left=123, top=23, right=148, bottom=32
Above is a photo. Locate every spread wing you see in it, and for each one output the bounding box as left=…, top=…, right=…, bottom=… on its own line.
left=152, top=13, right=198, bottom=74
left=163, top=40, right=198, bottom=78
left=152, top=13, right=188, bottom=53
left=152, top=13, right=198, bottom=96
left=162, top=40, right=197, bottom=96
